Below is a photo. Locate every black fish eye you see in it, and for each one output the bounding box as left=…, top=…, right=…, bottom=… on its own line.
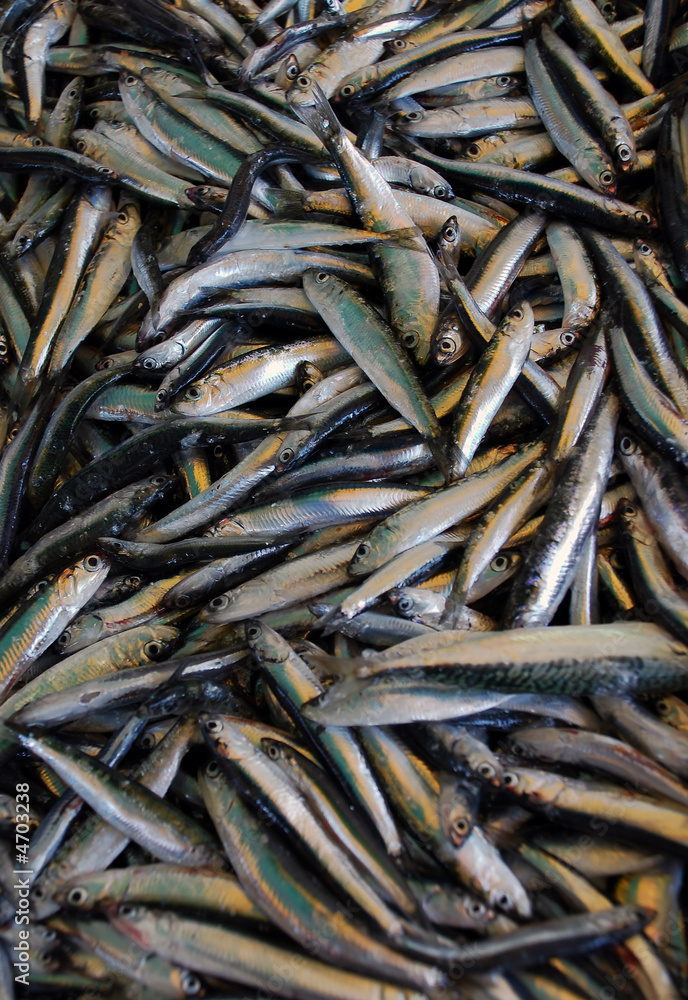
left=181, top=971, right=202, bottom=995
left=67, top=887, right=89, bottom=906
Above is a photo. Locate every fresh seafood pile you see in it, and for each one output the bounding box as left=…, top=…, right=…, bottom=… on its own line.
left=0, top=0, right=688, bottom=997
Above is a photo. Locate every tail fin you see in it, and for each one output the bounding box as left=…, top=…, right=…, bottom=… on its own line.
left=266, top=187, right=307, bottom=217
left=299, top=645, right=361, bottom=679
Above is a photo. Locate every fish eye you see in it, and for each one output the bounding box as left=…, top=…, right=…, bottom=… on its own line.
left=57, top=630, right=71, bottom=646
left=142, top=357, right=158, bottom=370
left=143, top=640, right=164, bottom=658
left=31, top=136, right=43, bottom=146
left=443, top=224, right=457, bottom=241
left=125, top=576, right=141, bottom=589
left=466, top=142, right=482, bottom=158
left=156, top=388, right=168, bottom=402
left=497, top=75, right=511, bottom=87
left=245, top=622, right=262, bottom=640
left=635, top=211, right=652, bottom=225
left=285, top=56, right=299, bottom=79
left=469, top=900, right=486, bottom=916
left=402, top=331, right=419, bottom=349
left=404, top=111, right=423, bottom=122
left=621, top=502, right=637, bottom=517
left=617, top=144, right=633, bottom=162
left=502, top=771, right=519, bottom=787
left=439, top=337, right=456, bottom=355
left=204, top=718, right=223, bottom=733
left=453, top=817, right=470, bottom=835
left=434, top=185, right=447, bottom=198
left=267, top=744, right=280, bottom=759
left=209, top=595, right=229, bottom=611
left=638, top=243, right=652, bottom=255
left=561, top=331, right=577, bottom=346
left=185, top=385, right=203, bottom=400
left=206, top=759, right=220, bottom=777
left=296, top=74, right=311, bottom=87
left=76, top=140, right=86, bottom=152
left=397, top=596, right=414, bottom=613
left=339, top=84, right=356, bottom=98
left=599, top=170, right=614, bottom=187
left=497, top=893, right=512, bottom=909
left=174, top=594, right=192, bottom=608
left=354, top=541, right=370, bottom=560
left=391, top=38, right=407, bottom=50
left=618, top=435, right=636, bottom=455
left=656, top=699, right=669, bottom=713
left=477, top=762, right=496, bottom=779
left=67, top=886, right=89, bottom=907
left=315, top=271, right=330, bottom=283
left=511, top=307, right=524, bottom=321
left=213, top=444, right=224, bottom=458
left=139, top=732, right=157, bottom=749
left=118, top=903, right=138, bottom=917
left=180, top=971, right=202, bottom=995
left=151, top=475, right=167, bottom=485
left=117, top=212, right=128, bottom=223
left=491, top=554, right=510, bottom=572
left=84, top=555, right=101, bottom=571
left=68, top=88, right=78, bottom=98
left=125, top=75, right=137, bottom=85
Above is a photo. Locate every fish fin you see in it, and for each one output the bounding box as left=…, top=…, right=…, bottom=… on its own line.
left=266, top=187, right=307, bottom=217
left=300, top=646, right=361, bottom=678
left=426, top=425, right=452, bottom=484
left=439, top=596, right=472, bottom=630
left=308, top=602, right=348, bottom=637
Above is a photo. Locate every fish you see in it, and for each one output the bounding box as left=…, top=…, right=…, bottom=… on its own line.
left=1, top=4, right=688, bottom=994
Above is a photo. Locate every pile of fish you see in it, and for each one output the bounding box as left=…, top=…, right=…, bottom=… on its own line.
left=1, top=0, right=688, bottom=996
